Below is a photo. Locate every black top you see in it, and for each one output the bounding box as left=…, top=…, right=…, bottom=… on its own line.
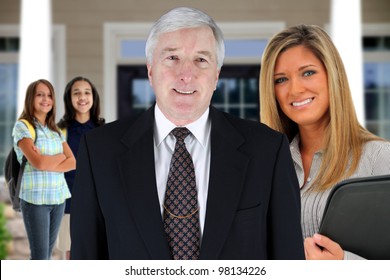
left=64, top=119, right=97, bottom=213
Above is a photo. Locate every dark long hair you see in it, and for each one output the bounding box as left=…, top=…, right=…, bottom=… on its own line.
left=19, top=79, right=60, bottom=134
left=58, top=76, right=105, bottom=129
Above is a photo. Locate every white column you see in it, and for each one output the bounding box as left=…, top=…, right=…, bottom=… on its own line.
left=330, top=0, right=364, bottom=126
left=17, top=0, right=52, bottom=116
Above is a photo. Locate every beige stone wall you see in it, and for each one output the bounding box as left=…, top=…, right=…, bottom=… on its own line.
left=0, top=0, right=19, bottom=23
left=364, top=0, right=390, bottom=21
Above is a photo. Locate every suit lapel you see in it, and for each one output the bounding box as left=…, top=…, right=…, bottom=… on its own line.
left=116, top=106, right=251, bottom=259
left=199, top=107, right=251, bottom=259
left=117, top=107, right=171, bottom=259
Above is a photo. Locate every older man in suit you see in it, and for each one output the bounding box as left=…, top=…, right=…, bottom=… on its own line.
left=70, top=7, right=304, bottom=260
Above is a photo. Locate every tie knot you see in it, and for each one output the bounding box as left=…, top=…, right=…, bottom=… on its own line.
left=171, top=127, right=191, bottom=142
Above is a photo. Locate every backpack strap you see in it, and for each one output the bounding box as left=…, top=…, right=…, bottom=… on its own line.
left=18, top=119, right=37, bottom=164
left=13, top=119, right=37, bottom=211
left=20, top=119, right=36, bottom=141
left=60, top=127, right=67, bottom=140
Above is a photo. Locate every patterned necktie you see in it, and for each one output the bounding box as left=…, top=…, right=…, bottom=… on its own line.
left=163, top=127, right=200, bottom=260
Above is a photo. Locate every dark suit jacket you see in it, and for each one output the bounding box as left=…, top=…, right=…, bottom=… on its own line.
left=70, top=105, right=304, bottom=259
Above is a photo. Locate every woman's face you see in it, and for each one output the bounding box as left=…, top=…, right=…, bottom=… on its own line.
left=273, top=45, right=330, bottom=130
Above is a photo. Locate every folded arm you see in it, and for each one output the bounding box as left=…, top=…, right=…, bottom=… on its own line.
left=17, top=137, right=75, bottom=172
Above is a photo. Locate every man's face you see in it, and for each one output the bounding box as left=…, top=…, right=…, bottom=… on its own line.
left=147, top=26, right=220, bottom=126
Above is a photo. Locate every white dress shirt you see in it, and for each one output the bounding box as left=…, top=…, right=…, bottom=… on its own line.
left=153, top=104, right=211, bottom=235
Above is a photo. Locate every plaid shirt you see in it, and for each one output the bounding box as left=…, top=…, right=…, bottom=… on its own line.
left=12, top=120, right=71, bottom=205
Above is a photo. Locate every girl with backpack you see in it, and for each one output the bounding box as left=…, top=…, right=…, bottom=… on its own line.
left=12, top=79, right=75, bottom=259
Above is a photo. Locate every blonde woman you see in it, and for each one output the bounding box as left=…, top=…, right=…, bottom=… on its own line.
left=259, top=24, right=390, bottom=260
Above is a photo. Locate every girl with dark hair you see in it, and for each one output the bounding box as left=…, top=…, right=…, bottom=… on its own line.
left=57, top=76, right=105, bottom=259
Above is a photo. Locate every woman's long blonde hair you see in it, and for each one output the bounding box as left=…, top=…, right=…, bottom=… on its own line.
left=260, top=24, right=383, bottom=191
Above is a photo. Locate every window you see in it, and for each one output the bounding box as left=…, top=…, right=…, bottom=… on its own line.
left=0, top=63, right=18, bottom=174
left=364, top=61, right=390, bottom=139
left=212, top=65, right=260, bottom=121
left=0, top=37, right=19, bottom=52
left=117, top=65, right=260, bottom=121
left=363, top=36, right=390, bottom=51
left=363, top=25, right=390, bottom=140
left=0, top=34, right=19, bottom=176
